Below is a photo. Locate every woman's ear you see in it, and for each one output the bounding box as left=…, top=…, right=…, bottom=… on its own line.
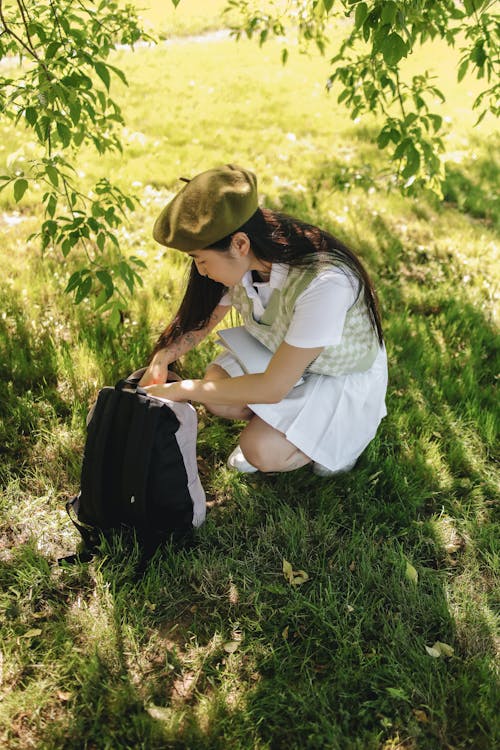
left=231, top=232, right=251, bottom=258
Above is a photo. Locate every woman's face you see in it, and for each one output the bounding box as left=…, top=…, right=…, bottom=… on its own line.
left=187, top=234, right=252, bottom=287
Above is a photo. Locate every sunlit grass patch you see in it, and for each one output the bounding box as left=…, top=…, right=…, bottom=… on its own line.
left=0, top=20, right=498, bottom=750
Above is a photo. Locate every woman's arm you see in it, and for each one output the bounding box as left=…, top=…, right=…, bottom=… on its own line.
left=139, top=304, right=231, bottom=386
left=145, top=341, right=324, bottom=404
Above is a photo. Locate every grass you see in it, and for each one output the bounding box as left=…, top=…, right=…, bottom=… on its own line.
left=0, top=13, right=499, bottom=750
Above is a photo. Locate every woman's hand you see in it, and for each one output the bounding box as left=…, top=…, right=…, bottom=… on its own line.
left=139, top=350, right=171, bottom=386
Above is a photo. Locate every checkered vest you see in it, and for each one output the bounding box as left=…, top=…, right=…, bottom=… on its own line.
left=230, top=266, right=380, bottom=376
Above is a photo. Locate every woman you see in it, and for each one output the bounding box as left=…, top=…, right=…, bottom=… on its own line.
left=141, top=164, right=388, bottom=476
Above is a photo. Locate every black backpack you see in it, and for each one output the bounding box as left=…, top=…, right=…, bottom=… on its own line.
left=62, top=370, right=206, bottom=563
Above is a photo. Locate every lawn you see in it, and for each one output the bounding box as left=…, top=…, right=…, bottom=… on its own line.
left=0, top=6, right=498, bottom=750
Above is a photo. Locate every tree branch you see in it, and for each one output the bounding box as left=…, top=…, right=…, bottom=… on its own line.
left=0, top=0, right=43, bottom=63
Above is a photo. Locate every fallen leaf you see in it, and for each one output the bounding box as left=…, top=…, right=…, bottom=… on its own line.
left=412, top=709, right=429, bottom=723
left=223, top=640, right=240, bottom=654
left=282, top=625, right=289, bottom=640
left=146, top=704, right=173, bottom=722
left=283, top=558, right=309, bottom=586
left=433, top=641, right=454, bottom=658
left=405, top=560, right=418, bottom=584
left=291, top=570, right=309, bottom=586
left=57, top=691, right=72, bottom=702
left=282, top=558, right=294, bottom=583
left=349, top=560, right=356, bottom=572
left=425, top=645, right=441, bottom=658
left=20, top=628, right=42, bottom=639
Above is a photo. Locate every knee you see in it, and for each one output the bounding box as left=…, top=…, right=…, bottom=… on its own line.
left=239, top=433, right=276, bottom=473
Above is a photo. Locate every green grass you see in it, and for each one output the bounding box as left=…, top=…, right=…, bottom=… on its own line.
left=0, top=19, right=499, bottom=750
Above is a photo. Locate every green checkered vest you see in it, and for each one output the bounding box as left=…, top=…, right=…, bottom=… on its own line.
left=231, top=266, right=380, bottom=376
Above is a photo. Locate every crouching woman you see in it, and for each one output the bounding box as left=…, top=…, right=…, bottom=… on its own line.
left=140, top=165, right=388, bottom=476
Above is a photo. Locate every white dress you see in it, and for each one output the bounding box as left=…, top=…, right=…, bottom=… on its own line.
left=214, top=264, right=388, bottom=471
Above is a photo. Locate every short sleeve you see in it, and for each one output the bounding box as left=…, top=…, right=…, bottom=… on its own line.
left=284, top=268, right=359, bottom=348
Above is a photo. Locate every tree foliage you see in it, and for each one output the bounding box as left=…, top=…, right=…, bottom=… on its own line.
left=224, top=0, right=499, bottom=193
left=0, top=0, right=154, bottom=321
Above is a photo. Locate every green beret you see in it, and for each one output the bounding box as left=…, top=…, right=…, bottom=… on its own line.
left=153, top=164, right=258, bottom=250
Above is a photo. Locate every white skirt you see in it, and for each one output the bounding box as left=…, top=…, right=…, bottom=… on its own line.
left=213, top=345, right=388, bottom=471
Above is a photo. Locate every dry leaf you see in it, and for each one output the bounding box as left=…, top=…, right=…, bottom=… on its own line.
left=405, top=560, right=418, bottom=584
left=425, top=645, right=441, bottom=658
left=433, top=641, right=454, bottom=658
left=282, top=625, right=289, bottom=640
left=283, top=558, right=309, bottom=586
left=282, top=558, right=294, bottom=583
left=412, top=709, right=429, bottom=723
left=20, top=628, right=42, bottom=639
left=57, top=691, right=72, bottom=702
left=223, top=640, right=240, bottom=654
left=291, top=570, right=309, bottom=586
left=146, top=704, right=173, bottom=722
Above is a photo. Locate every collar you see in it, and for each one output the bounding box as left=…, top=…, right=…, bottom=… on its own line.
left=241, top=263, right=289, bottom=296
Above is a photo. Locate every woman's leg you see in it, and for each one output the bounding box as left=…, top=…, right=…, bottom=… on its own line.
left=239, top=415, right=312, bottom=473
left=203, top=364, right=253, bottom=421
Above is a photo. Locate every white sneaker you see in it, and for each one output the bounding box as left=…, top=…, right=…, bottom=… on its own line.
left=312, top=460, right=356, bottom=477
left=227, top=445, right=258, bottom=473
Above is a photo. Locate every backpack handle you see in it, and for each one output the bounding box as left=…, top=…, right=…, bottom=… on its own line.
left=116, top=367, right=181, bottom=393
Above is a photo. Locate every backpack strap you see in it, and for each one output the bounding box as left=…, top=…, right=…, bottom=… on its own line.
left=57, top=496, right=100, bottom=565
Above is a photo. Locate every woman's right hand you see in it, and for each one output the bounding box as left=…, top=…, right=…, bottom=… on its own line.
left=138, top=350, right=170, bottom=386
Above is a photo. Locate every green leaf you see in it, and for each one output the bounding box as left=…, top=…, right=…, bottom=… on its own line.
left=96, top=269, right=113, bottom=292
left=95, top=62, right=111, bottom=91
left=428, top=114, right=443, bottom=132
left=402, top=144, right=420, bottom=179
left=108, top=305, right=122, bottom=328
left=25, top=107, right=37, bottom=126
left=56, top=122, right=71, bottom=147
left=354, top=3, right=368, bottom=29
left=69, top=100, right=81, bottom=126
left=393, top=137, right=411, bottom=161
left=381, top=1, right=398, bottom=25
left=377, top=129, right=391, bottom=149
left=46, top=193, right=57, bottom=218
left=381, top=33, right=408, bottom=66
left=75, top=275, right=92, bottom=304
left=14, top=178, right=28, bottom=202
left=323, top=0, right=334, bottom=12
left=107, top=64, right=128, bottom=86
left=457, top=58, right=469, bottom=83
left=46, top=165, right=59, bottom=188
left=45, top=41, right=61, bottom=60
left=65, top=271, right=82, bottom=294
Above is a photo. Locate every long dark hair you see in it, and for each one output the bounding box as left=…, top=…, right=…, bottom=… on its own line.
left=153, top=207, right=383, bottom=353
